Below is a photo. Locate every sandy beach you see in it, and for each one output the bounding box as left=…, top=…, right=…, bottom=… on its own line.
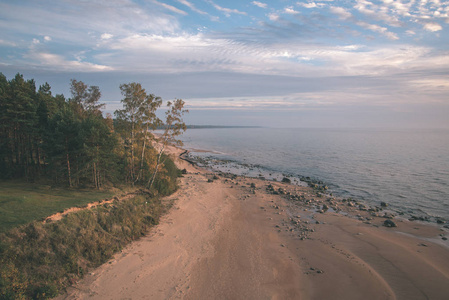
left=59, top=145, right=449, bottom=300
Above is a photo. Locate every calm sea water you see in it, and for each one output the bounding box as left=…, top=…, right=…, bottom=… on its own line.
left=180, top=128, right=449, bottom=221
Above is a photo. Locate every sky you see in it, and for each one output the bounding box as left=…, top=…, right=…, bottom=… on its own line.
left=1, top=0, right=448, bottom=128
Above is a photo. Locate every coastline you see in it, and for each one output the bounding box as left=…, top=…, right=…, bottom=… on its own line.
left=60, top=144, right=449, bottom=299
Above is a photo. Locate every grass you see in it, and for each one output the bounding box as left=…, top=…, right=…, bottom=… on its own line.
left=0, top=193, right=165, bottom=299
left=0, top=180, right=114, bottom=233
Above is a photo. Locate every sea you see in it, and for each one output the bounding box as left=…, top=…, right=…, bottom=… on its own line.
left=179, top=128, right=449, bottom=222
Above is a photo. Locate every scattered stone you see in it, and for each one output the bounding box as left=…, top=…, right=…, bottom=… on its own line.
left=383, top=219, right=397, bottom=228
left=442, top=237, right=448, bottom=241
left=380, top=202, right=388, bottom=207
left=383, top=212, right=395, bottom=219
left=359, top=204, right=368, bottom=211
left=418, top=243, right=428, bottom=247
left=282, top=177, right=291, bottom=183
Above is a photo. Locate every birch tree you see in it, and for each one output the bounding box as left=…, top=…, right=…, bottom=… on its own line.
left=148, top=99, right=188, bottom=189
left=135, top=93, right=162, bottom=182
left=115, top=83, right=144, bottom=182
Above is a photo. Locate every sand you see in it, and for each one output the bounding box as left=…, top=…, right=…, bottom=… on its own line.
left=58, top=145, right=449, bottom=300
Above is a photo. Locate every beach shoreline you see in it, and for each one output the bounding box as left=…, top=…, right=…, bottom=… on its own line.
left=59, top=144, right=449, bottom=300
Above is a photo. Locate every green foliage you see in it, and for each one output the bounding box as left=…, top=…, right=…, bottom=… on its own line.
left=0, top=73, right=121, bottom=188
left=114, top=83, right=162, bottom=184
left=152, top=154, right=182, bottom=196
left=0, top=192, right=164, bottom=299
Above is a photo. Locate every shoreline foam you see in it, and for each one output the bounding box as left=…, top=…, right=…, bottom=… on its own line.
left=184, top=149, right=449, bottom=226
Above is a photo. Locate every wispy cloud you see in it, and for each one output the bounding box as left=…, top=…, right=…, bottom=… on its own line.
left=24, top=51, right=113, bottom=72
left=0, top=39, right=17, bottom=47
left=206, top=0, right=247, bottom=17
left=151, top=0, right=188, bottom=15
left=356, top=20, right=399, bottom=40
left=251, top=1, right=267, bottom=9
left=177, top=0, right=207, bottom=15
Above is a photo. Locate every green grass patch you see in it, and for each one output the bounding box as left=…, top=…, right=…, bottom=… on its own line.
left=0, top=180, right=114, bottom=232
left=0, top=192, right=164, bottom=299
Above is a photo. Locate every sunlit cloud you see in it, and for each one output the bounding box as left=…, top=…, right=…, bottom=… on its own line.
left=24, top=51, right=113, bottom=72
left=268, top=13, right=280, bottom=21
left=423, top=22, right=443, bottom=31
left=284, top=7, right=300, bottom=15
left=101, top=33, right=114, bottom=40
left=330, top=6, right=352, bottom=20
left=251, top=1, right=267, bottom=9
left=298, top=2, right=324, bottom=9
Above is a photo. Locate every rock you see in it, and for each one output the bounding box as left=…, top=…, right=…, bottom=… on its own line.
left=383, top=212, right=395, bottom=219
left=442, top=237, right=448, bottom=241
left=282, top=177, right=291, bottom=183
left=380, top=201, right=388, bottom=207
left=383, top=219, right=397, bottom=228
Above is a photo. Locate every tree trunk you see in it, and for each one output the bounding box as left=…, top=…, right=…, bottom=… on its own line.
left=130, top=115, right=135, bottom=183
left=148, top=145, right=164, bottom=189
left=136, top=124, right=149, bottom=183
left=65, top=137, right=72, bottom=187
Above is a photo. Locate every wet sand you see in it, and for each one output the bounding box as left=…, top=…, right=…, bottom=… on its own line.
left=59, top=145, right=449, bottom=300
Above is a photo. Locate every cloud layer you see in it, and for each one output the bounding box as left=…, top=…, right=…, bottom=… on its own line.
left=0, top=0, right=448, bottom=127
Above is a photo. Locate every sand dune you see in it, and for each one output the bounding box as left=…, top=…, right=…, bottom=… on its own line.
left=59, top=146, right=449, bottom=300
